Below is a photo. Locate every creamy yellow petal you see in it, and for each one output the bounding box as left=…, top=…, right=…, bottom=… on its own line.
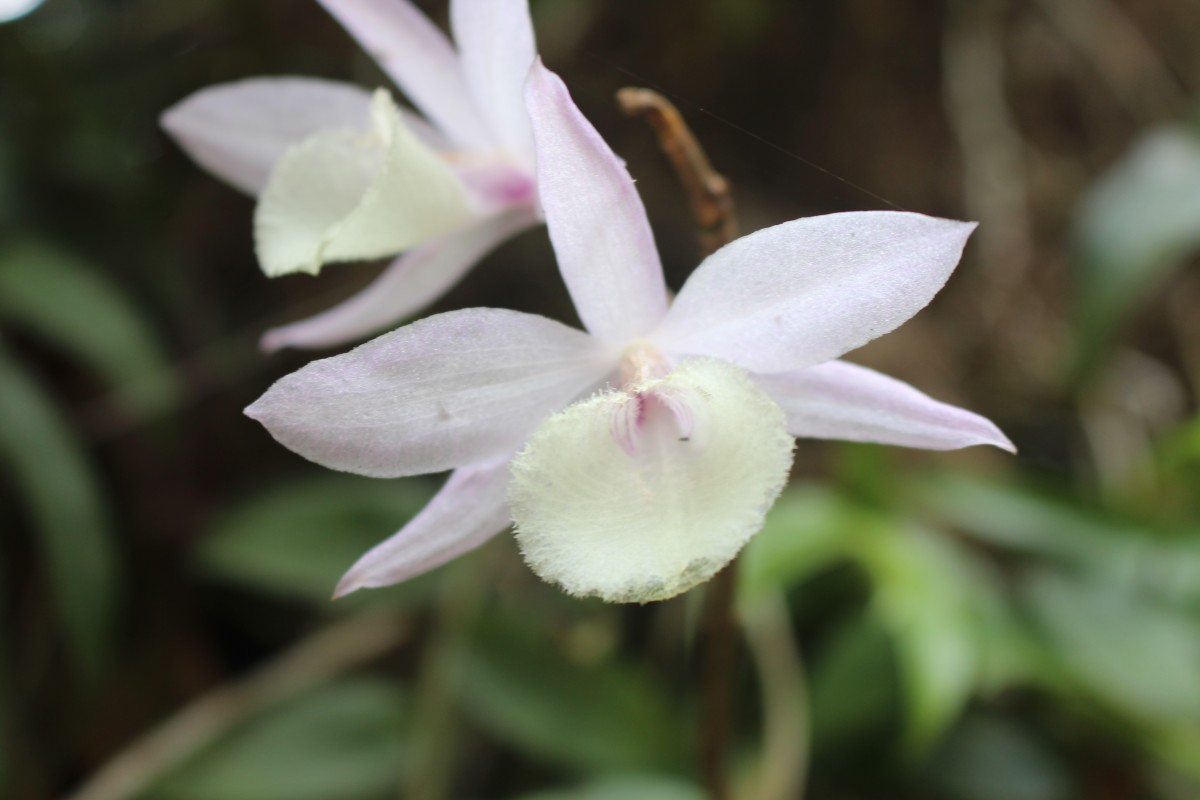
left=510, top=358, right=795, bottom=603
left=254, top=89, right=472, bottom=277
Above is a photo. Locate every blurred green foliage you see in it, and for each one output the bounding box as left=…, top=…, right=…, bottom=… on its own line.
left=201, top=476, right=433, bottom=602
left=148, top=680, right=411, bottom=800
left=1073, top=123, right=1200, bottom=382
left=461, top=611, right=688, bottom=775
left=0, top=324, right=118, bottom=678
left=0, top=242, right=176, bottom=417
left=518, top=775, right=705, bottom=800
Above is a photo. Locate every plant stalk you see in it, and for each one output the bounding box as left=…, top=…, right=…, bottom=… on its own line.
left=618, top=86, right=740, bottom=800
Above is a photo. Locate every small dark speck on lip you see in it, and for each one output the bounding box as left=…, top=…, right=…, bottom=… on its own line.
left=679, top=437, right=690, bottom=442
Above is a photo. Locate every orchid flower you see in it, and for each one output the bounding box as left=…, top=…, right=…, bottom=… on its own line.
left=161, top=0, right=540, bottom=352
left=246, top=62, right=1014, bottom=604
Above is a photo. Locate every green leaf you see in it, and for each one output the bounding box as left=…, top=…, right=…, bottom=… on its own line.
left=852, top=519, right=986, bottom=754
left=930, top=715, right=1073, bottom=800
left=1146, top=724, right=1200, bottom=782
left=0, top=344, right=117, bottom=676
left=917, top=473, right=1142, bottom=560
left=737, top=485, right=853, bottom=607
left=0, top=241, right=175, bottom=416
left=460, top=611, right=685, bottom=774
left=1023, top=571, right=1200, bottom=723
left=921, top=474, right=1200, bottom=607
left=517, top=775, right=705, bottom=800
left=809, top=614, right=899, bottom=753
left=1072, top=127, right=1200, bottom=377
left=148, top=680, right=409, bottom=800
left=199, top=475, right=434, bottom=601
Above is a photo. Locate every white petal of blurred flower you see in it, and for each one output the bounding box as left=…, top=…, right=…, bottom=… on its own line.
left=161, top=0, right=541, bottom=350
left=0, top=0, right=43, bottom=24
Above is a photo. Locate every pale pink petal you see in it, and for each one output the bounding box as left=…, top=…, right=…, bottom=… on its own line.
left=261, top=208, right=538, bottom=352
left=315, top=0, right=489, bottom=149
left=653, top=212, right=977, bottom=373
left=245, top=309, right=615, bottom=478
left=525, top=61, right=669, bottom=343
left=334, top=457, right=512, bottom=597
left=161, top=77, right=373, bottom=196
left=754, top=360, right=1014, bottom=452
left=451, top=0, right=536, bottom=161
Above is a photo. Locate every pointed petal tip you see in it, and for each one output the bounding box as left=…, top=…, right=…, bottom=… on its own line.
left=158, top=94, right=200, bottom=140
left=243, top=397, right=269, bottom=423
left=965, top=411, right=1015, bottom=454
left=331, top=573, right=364, bottom=600
left=990, top=429, right=1018, bottom=455
left=158, top=104, right=183, bottom=136
left=525, top=55, right=549, bottom=88
left=258, top=328, right=291, bottom=354
left=964, top=419, right=1016, bottom=454
left=523, top=58, right=554, bottom=112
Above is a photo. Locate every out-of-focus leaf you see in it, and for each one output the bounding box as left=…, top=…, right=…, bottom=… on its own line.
left=517, top=775, right=705, bottom=800
left=809, top=614, right=898, bottom=753
left=738, top=485, right=853, bottom=607
left=1023, top=571, right=1200, bottom=723
left=0, top=344, right=116, bottom=676
left=852, top=519, right=985, bottom=754
left=1163, top=415, right=1200, bottom=464
left=0, top=241, right=175, bottom=415
left=1145, top=724, right=1200, bottom=782
left=918, top=473, right=1141, bottom=559
left=931, top=714, right=1073, bottom=800
left=1150, top=765, right=1200, bottom=800
left=148, top=680, right=409, bottom=800
left=969, top=576, right=1038, bottom=693
left=1073, top=127, right=1200, bottom=376
left=460, top=611, right=685, bottom=774
left=921, top=474, right=1200, bottom=607
left=199, top=476, right=434, bottom=602
left=1158, top=416, right=1200, bottom=501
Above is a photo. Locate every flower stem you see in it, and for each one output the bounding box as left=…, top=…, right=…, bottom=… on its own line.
left=404, top=560, right=487, bottom=800
left=616, top=88, right=738, bottom=258
left=699, top=565, right=738, bottom=800
left=618, top=87, right=740, bottom=800
left=741, top=592, right=810, bottom=800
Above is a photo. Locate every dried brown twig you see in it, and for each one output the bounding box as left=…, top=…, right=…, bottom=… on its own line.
left=617, top=88, right=738, bottom=258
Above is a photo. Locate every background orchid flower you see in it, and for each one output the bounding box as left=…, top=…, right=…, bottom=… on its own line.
left=245, top=61, right=1013, bottom=604
left=160, top=0, right=540, bottom=352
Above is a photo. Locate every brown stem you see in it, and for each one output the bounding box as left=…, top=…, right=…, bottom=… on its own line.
left=616, top=88, right=738, bottom=258
left=618, top=87, right=739, bottom=800
left=699, top=566, right=738, bottom=800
